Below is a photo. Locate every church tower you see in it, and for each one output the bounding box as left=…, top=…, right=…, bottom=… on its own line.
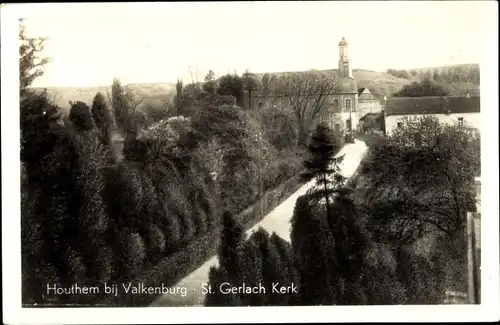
left=338, top=37, right=352, bottom=78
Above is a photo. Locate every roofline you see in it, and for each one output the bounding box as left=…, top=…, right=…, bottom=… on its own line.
left=251, top=91, right=359, bottom=98
left=385, top=111, right=480, bottom=117
left=388, top=95, right=480, bottom=100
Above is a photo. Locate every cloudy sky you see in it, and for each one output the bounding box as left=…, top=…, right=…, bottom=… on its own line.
left=13, top=1, right=497, bottom=87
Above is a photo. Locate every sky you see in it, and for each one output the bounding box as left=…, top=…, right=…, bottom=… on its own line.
left=12, top=1, right=497, bottom=87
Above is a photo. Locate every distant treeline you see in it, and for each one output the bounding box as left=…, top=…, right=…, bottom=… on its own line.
left=386, top=64, right=480, bottom=85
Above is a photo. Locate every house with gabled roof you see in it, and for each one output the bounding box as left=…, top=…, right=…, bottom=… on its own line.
left=358, top=87, right=383, bottom=119
left=385, top=95, right=481, bottom=135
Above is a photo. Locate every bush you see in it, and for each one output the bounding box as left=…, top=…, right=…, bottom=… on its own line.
left=91, top=92, right=114, bottom=145
left=260, top=108, right=298, bottom=151
left=394, top=246, right=446, bottom=304
left=69, top=101, right=95, bottom=131
left=122, top=232, right=147, bottom=276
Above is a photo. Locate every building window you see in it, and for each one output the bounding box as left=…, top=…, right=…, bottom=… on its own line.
left=345, top=98, right=352, bottom=112
left=458, top=117, right=464, bottom=126
left=397, top=122, right=403, bottom=128
left=333, top=99, right=339, bottom=110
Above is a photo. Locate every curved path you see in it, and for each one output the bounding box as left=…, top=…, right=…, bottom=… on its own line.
left=150, top=139, right=368, bottom=307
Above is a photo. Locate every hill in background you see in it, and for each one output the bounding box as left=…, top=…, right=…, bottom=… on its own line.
left=32, top=83, right=176, bottom=115
left=32, top=63, right=479, bottom=115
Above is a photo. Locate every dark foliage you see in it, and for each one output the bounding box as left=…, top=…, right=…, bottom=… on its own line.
left=393, top=79, right=450, bottom=97
left=69, top=101, right=95, bottom=131
left=217, top=74, right=245, bottom=107
left=91, top=92, right=114, bottom=145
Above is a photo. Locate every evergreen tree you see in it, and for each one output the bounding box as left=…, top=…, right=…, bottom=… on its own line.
left=174, top=79, right=184, bottom=115
left=328, top=192, right=369, bottom=304
left=205, top=266, right=241, bottom=306
left=91, top=92, right=114, bottom=145
left=20, top=91, right=61, bottom=167
left=261, top=73, right=271, bottom=98
left=301, top=122, right=345, bottom=224
left=242, top=69, right=261, bottom=109
left=217, top=73, right=245, bottom=107
left=203, top=70, right=218, bottom=95
left=249, top=228, right=283, bottom=305
left=270, top=233, right=299, bottom=305
left=69, top=101, right=95, bottom=131
left=218, top=211, right=245, bottom=283
left=290, top=194, right=338, bottom=305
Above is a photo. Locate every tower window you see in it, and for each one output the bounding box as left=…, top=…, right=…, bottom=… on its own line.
left=458, top=117, right=464, bottom=126
left=345, top=98, right=352, bottom=111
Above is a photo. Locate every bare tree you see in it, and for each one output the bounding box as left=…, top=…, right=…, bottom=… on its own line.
left=106, top=78, right=144, bottom=137
left=273, top=71, right=338, bottom=145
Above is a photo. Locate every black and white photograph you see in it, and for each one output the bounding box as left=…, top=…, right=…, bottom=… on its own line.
left=2, top=1, right=499, bottom=324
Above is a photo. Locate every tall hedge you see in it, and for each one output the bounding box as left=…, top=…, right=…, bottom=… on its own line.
left=91, top=92, right=114, bottom=145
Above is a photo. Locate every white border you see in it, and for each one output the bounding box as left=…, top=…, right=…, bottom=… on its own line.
left=2, top=2, right=499, bottom=324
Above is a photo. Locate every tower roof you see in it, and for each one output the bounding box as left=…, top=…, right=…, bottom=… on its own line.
left=339, top=37, right=348, bottom=46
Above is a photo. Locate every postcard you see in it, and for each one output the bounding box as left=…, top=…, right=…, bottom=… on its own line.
left=2, top=1, right=499, bottom=324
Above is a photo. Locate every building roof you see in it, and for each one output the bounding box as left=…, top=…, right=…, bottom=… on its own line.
left=358, top=87, right=378, bottom=101
left=360, top=112, right=384, bottom=129
left=360, top=112, right=381, bottom=121
left=385, top=96, right=480, bottom=116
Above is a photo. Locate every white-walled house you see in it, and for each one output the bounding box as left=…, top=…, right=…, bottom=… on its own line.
left=385, top=96, right=481, bottom=135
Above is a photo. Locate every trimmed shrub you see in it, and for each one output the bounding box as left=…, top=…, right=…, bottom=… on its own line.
left=69, top=101, right=95, bottom=131
left=122, top=232, right=147, bottom=276
left=91, top=92, right=114, bottom=145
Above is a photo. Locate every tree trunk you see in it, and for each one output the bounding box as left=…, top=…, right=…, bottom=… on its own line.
left=323, top=172, right=332, bottom=226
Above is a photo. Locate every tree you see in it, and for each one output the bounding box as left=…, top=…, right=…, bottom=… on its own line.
left=69, top=101, right=95, bottom=132
left=191, top=104, right=259, bottom=213
left=20, top=90, right=61, bottom=166
left=301, top=123, right=345, bottom=223
left=203, top=70, right=218, bottom=95
left=19, top=19, right=49, bottom=95
left=274, top=71, right=338, bottom=146
left=260, top=107, right=298, bottom=151
left=261, top=73, right=271, bottom=98
left=433, top=69, right=440, bottom=81
left=217, top=73, right=245, bottom=107
left=290, top=194, right=338, bottom=304
left=242, top=69, right=261, bottom=109
left=91, top=92, right=114, bottom=145
left=394, top=79, right=450, bottom=97
left=361, top=116, right=480, bottom=244
left=218, top=212, right=246, bottom=285
left=108, top=78, right=144, bottom=137
left=249, top=228, right=285, bottom=305
left=173, top=79, right=184, bottom=114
